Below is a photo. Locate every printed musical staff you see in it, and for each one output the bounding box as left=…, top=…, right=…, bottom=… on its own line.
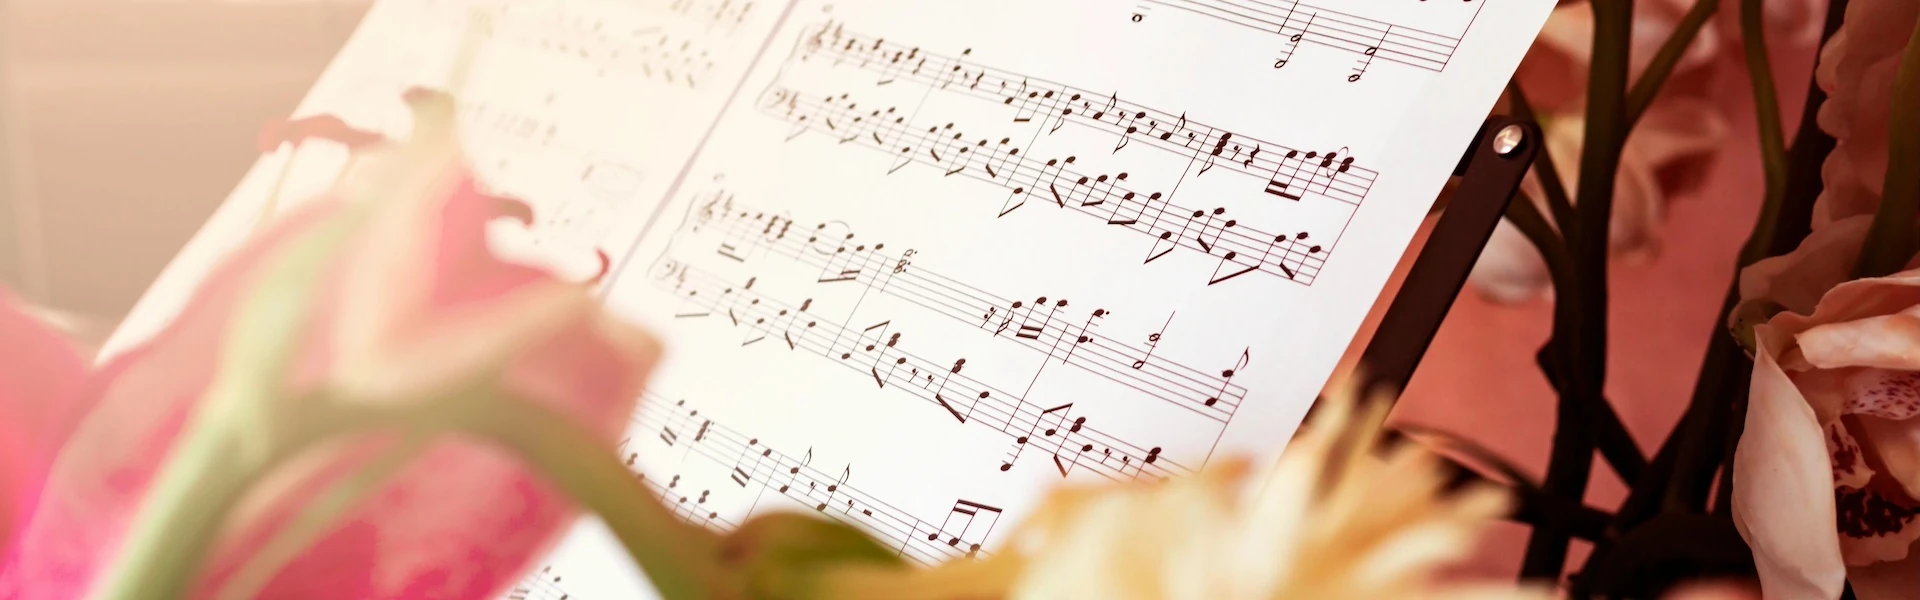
left=488, top=3, right=722, bottom=88
left=786, top=24, right=1377, bottom=205
left=631, top=392, right=1009, bottom=564
left=650, top=258, right=1192, bottom=482
left=678, top=192, right=1254, bottom=422
left=1134, top=0, right=1485, bottom=77
left=759, top=89, right=1335, bottom=285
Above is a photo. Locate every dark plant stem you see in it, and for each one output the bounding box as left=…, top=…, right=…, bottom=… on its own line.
left=1738, top=0, right=1792, bottom=267
left=1507, top=81, right=1579, bottom=233
left=1711, top=0, right=1850, bottom=516
left=1625, top=0, right=1721, bottom=128
left=1853, top=0, right=1920, bottom=278
left=1522, top=0, right=1633, bottom=582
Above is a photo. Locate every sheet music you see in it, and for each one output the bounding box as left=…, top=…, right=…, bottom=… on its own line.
left=97, top=0, right=1554, bottom=597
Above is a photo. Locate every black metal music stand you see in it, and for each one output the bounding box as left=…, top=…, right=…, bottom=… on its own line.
left=1356, top=115, right=1540, bottom=400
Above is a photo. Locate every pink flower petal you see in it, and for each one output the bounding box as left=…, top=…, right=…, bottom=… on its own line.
left=1798, top=306, right=1920, bottom=372
left=5, top=86, right=662, bottom=599
left=259, top=115, right=388, bottom=154
left=1844, top=371, right=1920, bottom=420
left=1739, top=215, right=1875, bottom=319
left=0, top=293, right=90, bottom=558
left=1, top=200, right=347, bottom=597
left=1829, top=422, right=1875, bottom=490
left=1734, top=326, right=1847, bottom=599
left=1834, top=483, right=1920, bottom=566
left=1855, top=414, right=1920, bottom=506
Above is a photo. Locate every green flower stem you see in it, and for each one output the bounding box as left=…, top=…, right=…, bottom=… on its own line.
left=91, top=209, right=367, bottom=600
left=449, top=394, right=739, bottom=600
left=1739, top=0, right=1792, bottom=267
left=215, top=435, right=430, bottom=600
left=88, top=420, right=266, bottom=600
left=1626, top=0, right=1721, bottom=129
left=1506, top=81, right=1578, bottom=237
left=1854, top=11, right=1920, bottom=278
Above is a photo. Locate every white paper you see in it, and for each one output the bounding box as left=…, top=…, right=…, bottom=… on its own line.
left=101, top=0, right=1555, bottom=597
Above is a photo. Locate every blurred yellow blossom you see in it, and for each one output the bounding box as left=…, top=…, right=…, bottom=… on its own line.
left=811, top=376, right=1543, bottom=600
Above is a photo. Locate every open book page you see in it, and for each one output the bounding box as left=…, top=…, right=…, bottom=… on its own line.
left=98, top=0, right=1555, bottom=598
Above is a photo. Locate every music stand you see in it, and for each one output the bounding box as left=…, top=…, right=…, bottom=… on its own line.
left=1301, top=115, right=1597, bottom=535
left=1356, top=115, right=1540, bottom=399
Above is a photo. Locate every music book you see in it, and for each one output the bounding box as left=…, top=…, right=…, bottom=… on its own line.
left=104, top=0, right=1556, bottom=596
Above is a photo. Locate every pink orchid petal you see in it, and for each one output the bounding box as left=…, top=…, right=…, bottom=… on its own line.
left=1843, top=371, right=1920, bottom=420
left=0, top=293, right=91, bottom=558
left=1813, top=0, right=1920, bottom=226
left=1739, top=216, right=1876, bottom=319
left=1828, top=422, right=1875, bottom=490
left=1798, top=305, right=1920, bottom=372
left=1734, top=326, right=1847, bottom=600
left=1835, top=482, right=1920, bottom=566
left=1788, top=367, right=1864, bottom=428
left=1856, top=414, right=1920, bottom=504
left=1846, top=552, right=1920, bottom=600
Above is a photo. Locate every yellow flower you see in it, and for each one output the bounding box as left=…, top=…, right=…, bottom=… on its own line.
left=814, top=377, right=1543, bottom=600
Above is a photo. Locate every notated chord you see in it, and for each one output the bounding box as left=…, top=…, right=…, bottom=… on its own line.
left=759, top=89, right=1335, bottom=286
left=682, top=193, right=1255, bottom=422
left=649, top=259, right=1192, bottom=482
left=1135, top=0, right=1485, bottom=77
left=631, top=393, right=1008, bottom=565
left=787, top=24, right=1377, bottom=204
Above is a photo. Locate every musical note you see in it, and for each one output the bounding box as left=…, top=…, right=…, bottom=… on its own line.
left=934, top=359, right=975, bottom=423
left=816, top=466, right=852, bottom=511
left=757, top=78, right=1357, bottom=285
left=629, top=395, right=1025, bottom=564
left=1134, top=0, right=1484, bottom=79
left=934, top=500, right=1005, bottom=557
left=1208, top=349, right=1251, bottom=408
left=1274, top=11, right=1313, bottom=69
left=1132, top=313, right=1174, bottom=370
left=655, top=199, right=1253, bottom=425
left=1349, top=25, right=1393, bottom=82
left=731, top=439, right=771, bottom=486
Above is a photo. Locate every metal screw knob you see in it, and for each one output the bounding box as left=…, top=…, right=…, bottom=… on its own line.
left=1493, top=125, right=1526, bottom=156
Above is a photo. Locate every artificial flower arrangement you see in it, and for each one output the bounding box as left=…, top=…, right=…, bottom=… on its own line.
left=0, top=0, right=1914, bottom=597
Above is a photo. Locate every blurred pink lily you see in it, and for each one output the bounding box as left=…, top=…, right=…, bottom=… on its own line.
left=0, top=88, right=660, bottom=599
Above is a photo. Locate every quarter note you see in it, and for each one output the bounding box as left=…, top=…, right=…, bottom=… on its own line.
left=1206, top=349, right=1251, bottom=407
left=816, top=466, right=852, bottom=511
left=778, top=448, right=813, bottom=493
